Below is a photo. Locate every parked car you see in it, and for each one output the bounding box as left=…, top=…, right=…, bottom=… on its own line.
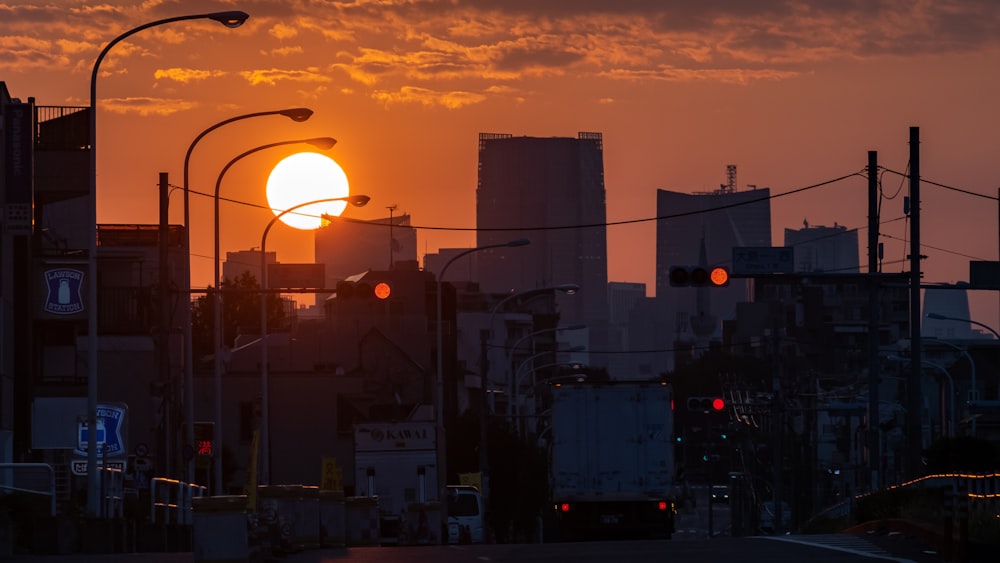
left=710, top=485, right=729, bottom=504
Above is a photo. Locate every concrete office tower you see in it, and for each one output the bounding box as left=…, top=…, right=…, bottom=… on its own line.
left=476, top=132, right=610, bottom=370
left=656, top=182, right=772, bottom=370
left=607, top=282, right=652, bottom=379
left=923, top=289, right=976, bottom=339
left=784, top=221, right=859, bottom=273
left=314, top=213, right=418, bottom=306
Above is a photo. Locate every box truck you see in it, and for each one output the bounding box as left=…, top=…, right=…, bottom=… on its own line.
left=546, top=381, right=676, bottom=540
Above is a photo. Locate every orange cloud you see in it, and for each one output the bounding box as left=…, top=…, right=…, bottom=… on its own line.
left=371, top=86, right=487, bottom=109
left=100, top=96, right=197, bottom=116
left=269, top=23, right=299, bottom=40
left=240, top=68, right=333, bottom=86
left=153, top=68, right=227, bottom=84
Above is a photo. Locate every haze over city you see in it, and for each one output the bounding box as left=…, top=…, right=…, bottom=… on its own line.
left=3, top=1, right=999, bottom=322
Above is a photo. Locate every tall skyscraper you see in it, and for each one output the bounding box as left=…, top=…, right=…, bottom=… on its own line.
left=784, top=221, right=859, bottom=273
left=476, top=132, right=610, bottom=368
left=656, top=178, right=772, bottom=370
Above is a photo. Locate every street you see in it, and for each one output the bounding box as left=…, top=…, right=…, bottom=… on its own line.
left=4, top=536, right=922, bottom=563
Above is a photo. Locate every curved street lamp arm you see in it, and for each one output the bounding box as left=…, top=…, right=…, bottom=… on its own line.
left=258, top=194, right=369, bottom=485
left=87, top=8, right=248, bottom=513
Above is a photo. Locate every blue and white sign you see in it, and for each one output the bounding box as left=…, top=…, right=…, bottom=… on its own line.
left=44, top=268, right=84, bottom=315
left=75, top=403, right=127, bottom=458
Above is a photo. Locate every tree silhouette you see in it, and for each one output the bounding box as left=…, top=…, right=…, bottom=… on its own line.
left=190, top=271, right=285, bottom=362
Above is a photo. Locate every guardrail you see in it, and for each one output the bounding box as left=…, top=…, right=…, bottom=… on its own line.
left=875, top=472, right=1000, bottom=513
left=99, top=466, right=123, bottom=519
left=0, top=463, right=56, bottom=517
left=150, top=477, right=208, bottom=526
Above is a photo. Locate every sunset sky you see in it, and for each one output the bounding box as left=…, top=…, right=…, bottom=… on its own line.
left=3, top=1, right=1000, bottom=324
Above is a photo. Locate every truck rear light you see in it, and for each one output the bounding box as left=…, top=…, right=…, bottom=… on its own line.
left=658, top=501, right=668, bottom=511
left=560, top=503, right=571, bottom=512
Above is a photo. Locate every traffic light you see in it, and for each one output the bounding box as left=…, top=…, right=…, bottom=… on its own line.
left=687, top=397, right=726, bottom=412
left=668, top=265, right=730, bottom=287
left=336, top=280, right=392, bottom=300
left=193, top=421, right=214, bottom=457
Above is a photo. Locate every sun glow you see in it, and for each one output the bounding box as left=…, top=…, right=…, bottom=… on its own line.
left=265, top=152, right=350, bottom=230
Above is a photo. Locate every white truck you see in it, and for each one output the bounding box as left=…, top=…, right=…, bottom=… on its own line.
left=546, top=381, right=676, bottom=540
left=353, top=421, right=439, bottom=544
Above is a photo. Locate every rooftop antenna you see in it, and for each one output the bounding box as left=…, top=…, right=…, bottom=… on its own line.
left=387, top=205, right=398, bottom=269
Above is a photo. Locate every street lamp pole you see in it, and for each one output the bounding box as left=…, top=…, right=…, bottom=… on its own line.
left=477, top=284, right=578, bottom=523
left=181, top=107, right=312, bottom=483
left=87, top=10, right=248, bottom=515
left=888, top=355, right=956, bottom=439
left=505, top=324, right=586, bottom=428
left=212, top=137, right=336, bottom=494
left=924, top=337, right=977, bottom=435
left=436, top=238, right=529, bottom=542
left=258, top=195, right=369, bottom=485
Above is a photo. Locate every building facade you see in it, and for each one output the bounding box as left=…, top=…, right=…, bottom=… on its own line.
left=475, top=132, right=610, bottom=370
left=783, top=221, right=859, bottom=274
left=656, top=183, right=772, bottom=370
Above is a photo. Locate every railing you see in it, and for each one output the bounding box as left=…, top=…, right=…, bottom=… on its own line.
left=99, top=466, right=124, bottom=519
left=0, top=463, right=56, bottom=517
left=34, top=105, right=89, bottom=150
left=150, top=477, right=208, bottom=526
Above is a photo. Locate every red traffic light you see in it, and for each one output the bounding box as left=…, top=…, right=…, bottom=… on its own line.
left=669, top=266, right=730, bottom=287
left=687, top=396, right=727, bottom=412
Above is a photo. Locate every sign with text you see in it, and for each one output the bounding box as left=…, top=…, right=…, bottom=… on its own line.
left=354, top=422, right=436, bottom=452
left=732, top=246, right=794, bottom=275
left=71, top=459, right=125, bottom=476
left=74, top=403, right=127, bottom=459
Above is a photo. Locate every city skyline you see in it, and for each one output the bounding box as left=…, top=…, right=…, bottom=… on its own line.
left=4, top=1, right=1000, bottom=324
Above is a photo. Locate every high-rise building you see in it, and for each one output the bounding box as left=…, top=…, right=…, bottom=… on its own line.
left=656, top=177, right=772, bottom=370
left=475, top=132, right=610, bottom=369
left=314, top=213, right=417, bottom=306
left=784, top=221, right=859, bottom=273
left=607, top=282, right=648, bottom=378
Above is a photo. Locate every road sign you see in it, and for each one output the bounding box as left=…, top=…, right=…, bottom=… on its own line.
left=732, top=246, right=794, bottom=275
left=78, top=420, right=106, bottom=451
left=71, top=460, right=125, bottom=476
left=75, top=403, right=127, bottom=458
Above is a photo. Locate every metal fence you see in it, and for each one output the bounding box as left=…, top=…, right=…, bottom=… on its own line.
left=0, top=463, right=56, bottom=517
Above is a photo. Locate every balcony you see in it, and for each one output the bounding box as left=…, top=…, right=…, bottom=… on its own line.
left=34, top=105, right=90, bottom=205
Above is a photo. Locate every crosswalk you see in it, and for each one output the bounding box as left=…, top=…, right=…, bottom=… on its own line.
left=761, top=534, right=915, bottom=562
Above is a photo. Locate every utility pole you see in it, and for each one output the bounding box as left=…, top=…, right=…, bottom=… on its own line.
left=867, top=151, right=881, bottom=492
left=158, top=172, right=172, bottom=474
left=386, top=205, right=397, bottom=269
left=907, top=126, right=923, bottom=479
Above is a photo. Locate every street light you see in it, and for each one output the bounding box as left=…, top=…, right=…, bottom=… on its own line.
left=180, top=107, right=312, bottom=483
left=436, top=238, right=529, bottom=542
left=513, top=358, right=586, bottom=436
left=927, top=312, right=997, bottom=433
left=478, top=283, right=578, bottom=524
left=923, top=337, right=977, bottom=435
left=887, top=354, right=956, bottom=439
left=258, top=194, right=369, bottom=485
left=927, top=312, right=1000, bottom=341
left=87, top=9, right=248, bottom=515
left=512, top=348, right=586, bottom=416
left=505, top=324, right=587, bottom=425
left=212, top=137, right=336, bottom=494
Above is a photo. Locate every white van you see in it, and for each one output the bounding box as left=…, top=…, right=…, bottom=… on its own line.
left=446, top=485, right=485, bottom=544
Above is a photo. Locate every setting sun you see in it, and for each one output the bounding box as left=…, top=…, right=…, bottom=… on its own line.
left=265, top=152, right=351, bottom=230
